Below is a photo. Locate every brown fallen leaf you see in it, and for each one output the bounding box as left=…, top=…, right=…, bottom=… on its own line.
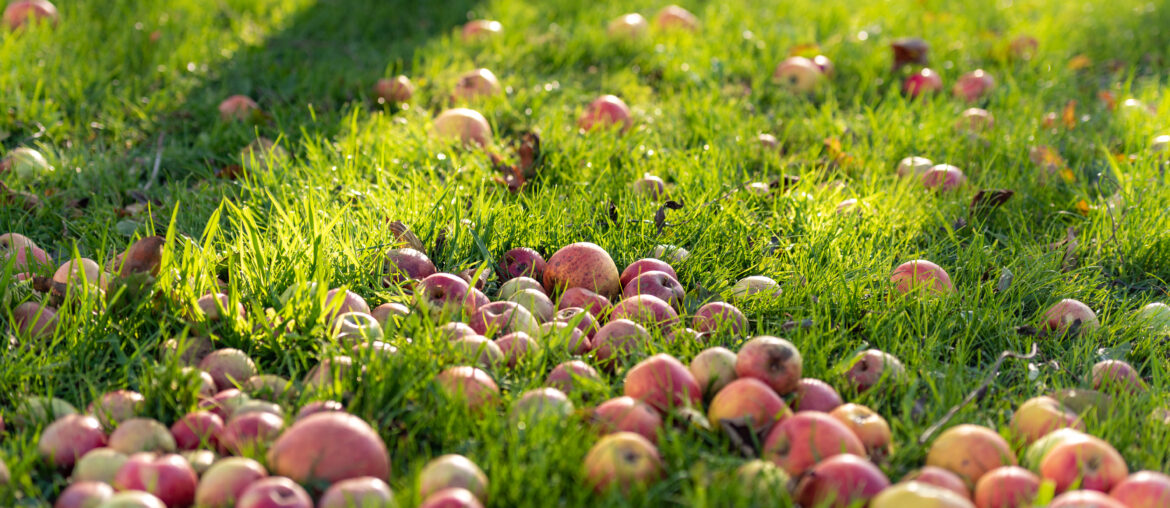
left=891, top=37, right=929, bottom=70
left=970, top=189, right=1015, bottom=216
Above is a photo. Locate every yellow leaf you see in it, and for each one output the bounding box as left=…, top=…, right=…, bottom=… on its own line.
left=1075, top=200, right=1090, bottom=216
left=1068, top=55, right=1092, bottom=70
left=1061, top=101, right=1077, bottom=129
left=1061, top=169, right=1076, bottom=183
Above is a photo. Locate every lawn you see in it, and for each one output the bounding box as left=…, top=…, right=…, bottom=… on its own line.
left=3, top=0, right=1170, bottom=506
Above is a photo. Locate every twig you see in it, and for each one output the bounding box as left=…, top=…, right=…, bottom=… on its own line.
left=918, top=343, right=1039, bottom=445
left=143, top=133, right=165, bottom=191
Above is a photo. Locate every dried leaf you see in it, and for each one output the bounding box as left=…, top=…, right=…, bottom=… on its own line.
left=388, top=221, right=425, bottom=251
left=995, top=268, right=1014, bottom=293
left=516, top=131, right=541, bottom=178
left=652, top=200, right=685, bottom=234
left=216, top=164, right=245, bottom=180
left=1067, top=54, right=1092, bottom=71
left=1098, top=90, right=1117, bottom=111
left=891, top=37, right=929, bottom=70
left=606, top=201, right=619, bottom=224
left=1061, top=100, right=1077, bottom=128
left=1075, top=200, right=1090, bottom=216
left=970, top=189, right=1015, bottom=216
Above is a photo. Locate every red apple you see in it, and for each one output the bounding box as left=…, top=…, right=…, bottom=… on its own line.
left=622, top=271, right=685, bottom=308
left=624, top=354, right=702, bottom=411
left=109, top=418, right=176, bottom=454
left=953, top=69, right=996, bottom=102
left=620, top=259, right=678, bottom=288
left=458, top=267, right=491, bottom=291
left=469, top=301, right=540, bottom=338
left=557, top=289, right=609, bottom=319
left=904, top=68, right=943, bottom=98
left=454, top=68, right=502, bottom=100
left=592, top=318, right=652, bottom=368
left=218, top=95, right=258, bottom=122
left=897, top=156, right=934, bottom=178
left=762, top=411, right=866, bottom=475
left=772, top=56, right=825, bottom=93
left=419, top=488, right=483, bottom=508
left=974, top=466, right=1039, bottom=508
left=113, top=453, right=199, bottom=507
left=578, top=95, right=633, bottom=132
left=170, top=411, right=224, bottom=451
left=794, top=454, right=891, bottom=508
left=901, top=466, right=970, bottom=499
left=39, top=414, right=107, bottom=468
left=195, top=457, right=268, bottom=508
left=632, top=175, right=666, bottom=199
left=52, top=258, right=109, bottom=297
left=434, top=108, right=492, bottom=148
left=3, top=0, right=58, bottom=30
left=707, top=378, right=791, bottom=431
left=592, top=396, right=662, bottom=444
left=436, top=366, right=499, bottom=411
left=1010, top=396, right=1084, bottom=445
left=494, top=332, right=539, bottom=367
left=1039, top=435, right=1128, bottom=492
left=845, top=349, right=907, bottom=392
left=92, top=491, right=166, bottom=508
left=1091, top=360, right=1145, bottom=394
left=197, top=389, right=250, bottom=421
left=582, top=432, right=662, bottom=492
left=419, top=455, right=488, bottom=501
left=303, top=355, right=353, bottom=391
left=267, top=412, right=390, bottom=484
left=383, top=247, right=435, bottom=285
left=318, top=477, right=395, bottom=508
left=1049, top=490, right=1127, bottom=508
left=1043, top=299, right=1099, bottom=333
left=73, top=447, right=128, bottom=484
left=218, top=412, right=284, bottom=455
left=438, top=321, right=478, bottom=341
left=793, top=378, right=844, bottom=412
left=195, top=293, right=244, bottom=321
left=653, top=4, right=698, bottom=31
left=693, top=302, right=747, bottom=335
left=606, top=13, right=647, bottom=39
left=374, top=76, right=413, bottom=103
left=1, top=232, right=52, bottom=273
left=295, top=400, right=343, bottom=420
left=608, top=294, right=679, bottom=330
left=323, top=288, right=370, bottom=322
left=544, top=242, right=621, bottom=299
left=689, top=347, right=737, bottom=398
left=1023, top=428, right=1093, bottom=471
left=235, top=477, right=313, bottom=508
left=245, top=375, right=294, bottom=402
left=13, top=301, right=57, bottom=339
left=415, top=273, right=471, bottom=320
left=922, top=164, right=967, bottom=192
left=461, top=20, right=502, bottom=41
left=735, top=336, right=802, bottom=395
left=200, top=349, right=258, bottom=391
left=56, top=481, right=114, bottom=508
left=89, top=390, right=144, bottom=430
left=926, top=424, right=1017, bottom=487
left=891, top=259, right=953, bottom=295
left=830, top=403, right=894, bottom=459
left=547, top=360, right=602, bottom=394
left=1110, top=471, right=1170, bottom=508
left=500, top=248, right=546, bottom=280
left=450, top=335, right=505, bottom=367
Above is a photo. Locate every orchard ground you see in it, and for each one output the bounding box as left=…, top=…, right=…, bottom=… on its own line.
left=4, top=0, right=1170, bottom=506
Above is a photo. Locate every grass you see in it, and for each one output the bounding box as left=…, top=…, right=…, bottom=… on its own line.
left=2, top=0, right=1170, bottom=505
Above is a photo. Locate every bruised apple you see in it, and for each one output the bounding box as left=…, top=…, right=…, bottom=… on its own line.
left=735, top=336, right=802, bottom=395
left=582, top=432, right=662, bottom=492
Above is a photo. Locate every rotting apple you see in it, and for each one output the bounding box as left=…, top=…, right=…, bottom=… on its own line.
left=830, top=403, right=894, bottom=460
left=500, top=248, right=546, bottom=280
left=735, top=336, right=802, bottom=395
left=453, top=68, right=503, bottom=101
left=1043, top=299, right=1099, bottom=334
left=773, top=56, right=825, bottom=93
left=707, top=378, right=791, bottom=432
left=557, top=288, right=610, bottom=319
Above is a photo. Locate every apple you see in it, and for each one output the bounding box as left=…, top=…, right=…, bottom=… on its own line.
left=653, top=4, right=698, bottom=31
left=1010, top=396, right=1084, bottom=445
left=707, top=378, right=790, bottom=431
left=74, top=448, right=128, bottom=484
left=547, top=360, right=602, bottom=394
left=318, top=477, right=394, bottom=508
left=195, top=457, right=268, bottom=508
left=436, top=366, right=500, bottom=411
left=830, top=403, right=894, bottom=459
left=794, top=454, right=891, bottom=508
left=1136, top=302, right=1170, bottom=329
left=500, top=248, right=546, bottom=280
left=437, top=322, right=477, bottom=342
left=1043, top=299, right=1099, bottom=333
left=295, top=400, right=343, bottom=420
left=632, top=175, right=666, bottom=199
left=95, top=491, right=168, bottom=508
left=165, top=337, right=214, bottom=367
left=52, top=258, right=109, bottom=297
left=88, top=391, right=144, bottom=430
left=973, top=466, right=1039, bottom=508
left=926, top=424, right=1017, bottom=487
left=592, top=396, right=662, bottom=444
left=1009, top=35, right=1039, bottom=60
left=267, top=412, right=390, bottom=483
left=383, top=247, right=435, bottom=286
left=170, top=411, right=223, bottom=451
left=1091, top=360, right=1145, bottom=394
left=957, top=108, right=995, bottom=132
left=592, top=318, right=652, bottom=367
left=494, top=332, right=539, bottom=367
left=415, top=273, right=472, bottom=320
left=578, top=95, right=633, bottom=132
left=461, top=19, right=502, bottom=41
left=624, top=354, right=702, bottom=411
left=1110, top=471, right=1170, bottom=508
left=235, top=477, right=313, bottom=508
left=953, top=70, right=996, bottom=102
left=374, top=75, right=413, bottom=104
left=871, top=481, right=974, bottom=508
left=13, top=396, right=77, bottom=428
left=772, top=56, right=825, bottom=93
left=757, top=134, right=780, bottom=150
left=735, top=336, right=802, bottom=395
left=891, top=259, right=954, bottom=296
left=109, top=418, right=176, bottom=454
left=901, top=466, right=970, bottom=499
left=198, top=389, right=250, bottom=421
left=231, top=400, right=283, bottom=419
left=433, top=108, right=492, bottom=147
left=619, top=259, right=677, bottom=287
left=606, top=13, right=647, bottom=39
left=324, top=288, right=370, bottom=321
left=735, top=459, right=791, bottom=501
left=38, top=414, right=107, bottom=468
left=1039, top=435, right=1128, bottom=492
left=13, top=301, right=57, bottom=339
left=730, top=275, right=782, bottom=299
left=608, top=294, right=679, bottom=330
left=303, top=355, right=354, bottom=391
left=183, top=367, right=217, bottom=397
left=890, top=37, right=930, bottom=69
left=813, top=55, right=834, bottom=75
left=508, top=288, right=555, bottom=322
left=922, top=164, right=967, bottom=191
left=897, top=156, right=934, bottom=178
left=689, top=347, right=737, bottom=397
left=1049, top=490, right=1127, bottom=508
left=370, top=303, right=410, bottom=327
left=793, top=378, right=844, bottom=412
left=692, top=302, right=747, bottom=335
left=331, top=312, right=383, bottom=347
left=1, top=232, right=52, bottom=271
left=1023, top=428, right=1093, bottom=471
left=245, top=375, right=293, bottom=402
left=498, top=277, right=543, bottom=301
left=56, top=481, right=114, bottom=508
left=904, top=68, right=943, bottom=98
left=2, top=146, right=52, bottom=180
left=199, top=349, right=258, bottom=391
left=557, top=289, right=609, bottom=319
left=113, top=453, right=198, bottom=507
left=649, top=244, right=690, bottom=264
left=512, top=388, right=574, bottom=422
left=218, top=95, right=258, bottom=122
left=108, top=235, right=164, bottom=277
left=762, top=411, right=866, bottom=475
left=195, top=293, right=245, bottom=321
left=454, top=69, right=502, bottom=101
left=420, top=488, right=483, bottom=508
left=218, top=412, right=284, bottom=455
left=450, top=335, right=505, bottom=367
left=0, top=459, right=6, bottom=486
left=416, top=455, right=489, bottom=501
left=583, top=432, right=662, bottom=492
left=469, top=301, right=540, bottom=338
left=622, top=270, right=685, bottom=308
left=3, top=0, right=58, bottom=30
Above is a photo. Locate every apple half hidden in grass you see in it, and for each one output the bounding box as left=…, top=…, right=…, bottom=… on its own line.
left=434, top=108, right=492, bottom=148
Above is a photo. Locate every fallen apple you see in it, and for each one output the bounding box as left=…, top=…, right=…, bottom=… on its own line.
left=1043, top=299, right=1099, bottom=334
left=112, top=453, right=199, bottom=507
left=512, top=388, right=574, bottom=422
left=649, top=244, right=690, bottom=264
left=953, top=69, right=996, bottom=102
left=450, top=334, right=505, bottom=367
left=436, top=366, right=500, bottom=411
left=295, top=400, right=343, bottom=421
left=653, top=5, right=698, bottom=31
left=830, top=403, right=894, bottom=460
left=419, top=488, right=483, bottom=508
left=973, top=466, right=1040, bottom=508
left=374, top=75, right=414, bottom=104
left=904, top=68, right=943, bottom=98
left=498, top=277, right=544, bottom=301
left=0, top=232, right=52, bottom=271
left=578, top=95, right=633, bottom=132
left=689, top=347, right=738, bottom=398
left=453, top=68, right=503, bottom=101
left=608, top=294, right=679, bottom=331
left=218, top=412, right=284, bottom=456
left=1110, top=470, right=1170, bottom=508
left=56, top=481, right=114, bottom=508
left=794, top=454, right=891, bottom=508
left=900, top=466, right=970, bottom=499
left=318, top=477, right=395, bottom=508
left=632, top=174, right=666, bottom=199
left=897, top=156, right=934, bottom=178
left=592, top=396, right=662, bottom=444
left=92, top=491, right=167, bottom=508
left=508, top=288, right=555, bottom=322
left=582, top=432, right=662, bottom=492
left=735, top=459, right=791, bottom=502
left=218, top=95, right=259, bottom=122
left=199, top=348, right=258, bottom=391
left=434, top=108, right=492, bottom=148
left=624, top=354, right=702, bottom=411
left=108, top=418, right=176, bottom=454
left=792, top=378, right=844, bottom=412
left=735, top=336, right=802, bottom=395
left=870, top=481, right=974, bottom=508
left=235, top=477, right=313, bottom=508
left=1039, top=434, right=1128, bottom=492
left=1090, top=359, right=1145, bottom=394
left=956, top=108, right=995, bottom=132
left=197, top=389, right=250, bottom=421
left=3, top=0, right=58, bottom=30
left=383, top=247, right=436, bottom=286
left=195, top=293, right=245, bottom=322
left=1022, top=428, right=1093, bottom=471
left=1010, top=395, right=1084, bottom=445
left=170, top=411, right=224, bottom=451
left=461, top=20, right=502, bottom=41
left=606, top=13, right=648, bottom=39
left=469, top=301, right=540, bottom=337
left=762, top=411, right=866, bottom=476
left=730, top=275, right=782, bottom=299
left=73, top=447, right=128, bottom=484
left=891, top=259, right=953, bottom=295
left=245, top=374, right=294, bottom=402
left=922, top=164, right=968, bottom=192
left=1048, top=490, right=1127, bottom=508
left=500, top=248, right=546, bottom=280
left=39, top=414, right=107, bottom=469
left=547, top=360, right=602, bottom=394
left=415, top=273, right=472, bottom=320
left=52, top=258, right=109, bottom=297
left=195, top=457, right=268, bottom=508
left=926, top=424, right=1017, bottom=487
left=267, top=412, right=390, bottom=484
left=12, top=301, right=57, bottom=339
left=556, top=289, right=609, bottom=319
left=707, top=378, right=791, bottom=432
left=692, top=302, right=747, bottom=335
left=773, top=56, right=825, bottom=93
